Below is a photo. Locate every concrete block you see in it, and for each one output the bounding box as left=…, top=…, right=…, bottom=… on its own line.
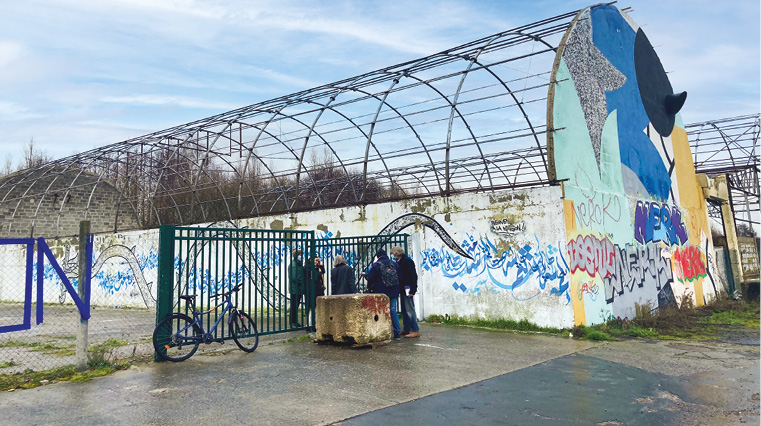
left=316, top=294, right=392, bottom=345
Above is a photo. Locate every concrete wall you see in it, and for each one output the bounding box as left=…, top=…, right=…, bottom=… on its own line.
left=0, top=186, right=573, bottom=328
left=0, top=168, right=139, bottom=238
left=548, top=5, right=719, bottom=325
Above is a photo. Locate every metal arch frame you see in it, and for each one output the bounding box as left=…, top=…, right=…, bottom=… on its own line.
left=343, top=82, right=445, bottom=194
left=0, top=8, right=595, bottom=237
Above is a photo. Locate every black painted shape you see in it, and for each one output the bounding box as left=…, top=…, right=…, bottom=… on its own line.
left=665, top=91, right=687, bottom=116
left=635, top=29, right=681, bottom=137
left=658, top=282, right=677, bottom=310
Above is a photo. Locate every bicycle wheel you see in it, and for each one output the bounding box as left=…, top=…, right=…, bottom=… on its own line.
left=153, top=313, right=201, bottom=362
left=231, top=311, right=259, bottom=353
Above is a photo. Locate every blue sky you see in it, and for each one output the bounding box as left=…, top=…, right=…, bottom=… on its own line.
left=0, top=0, right=758, bottom=163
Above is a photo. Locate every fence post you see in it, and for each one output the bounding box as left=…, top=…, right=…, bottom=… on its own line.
left=76, top=220, right=91, bottom=371
left=155, top=225, right=176, bottom=362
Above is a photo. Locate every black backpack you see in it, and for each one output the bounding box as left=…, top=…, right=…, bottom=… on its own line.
left=379, top=261, right=399, bottom=288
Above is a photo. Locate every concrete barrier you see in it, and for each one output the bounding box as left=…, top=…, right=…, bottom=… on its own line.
left=315, top=294, right=391, bottom=345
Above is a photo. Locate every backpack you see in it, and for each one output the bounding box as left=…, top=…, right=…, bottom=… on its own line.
left=379, top=261, right=399, bottom=288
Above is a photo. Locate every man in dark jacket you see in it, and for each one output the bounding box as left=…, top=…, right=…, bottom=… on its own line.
left=288, top=249, right=305, bottom=328
left=391, top=246, right=420, bottom=338
left=331, top=255, right=357, bottom=295
left=364, top=248, right=402, bottom=340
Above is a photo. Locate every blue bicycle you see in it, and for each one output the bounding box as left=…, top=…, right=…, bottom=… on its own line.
left=153, top=283, right=259, bottom=362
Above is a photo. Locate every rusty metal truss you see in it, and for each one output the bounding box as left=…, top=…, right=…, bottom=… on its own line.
left=687, top=113, right=760, bottom=226
left=0, top=9, right=583, bottom=237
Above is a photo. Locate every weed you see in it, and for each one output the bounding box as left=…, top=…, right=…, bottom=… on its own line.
left=297, top=334, right=312, bottom=341
left=584, top=330, right=614, bottom=341
left=0, top=361, right=17, bottom=368
left=87, top=338, right=128, bottom=367
left=423, top=314, right=560, bottom=334
left=0, top=363, right=130, bottom=391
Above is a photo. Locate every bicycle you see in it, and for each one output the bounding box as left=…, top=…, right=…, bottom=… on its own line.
left=153, top=283, right=259, bottom=362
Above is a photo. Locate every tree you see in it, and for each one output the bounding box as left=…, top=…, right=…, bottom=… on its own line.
left=21, top=137, right=52, bottom=170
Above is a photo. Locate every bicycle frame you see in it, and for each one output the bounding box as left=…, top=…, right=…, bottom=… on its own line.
left=179, top=294, right=237, bottom=343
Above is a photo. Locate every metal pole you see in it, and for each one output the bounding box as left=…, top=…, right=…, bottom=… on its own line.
left=76, top=220, right=91, bottom=371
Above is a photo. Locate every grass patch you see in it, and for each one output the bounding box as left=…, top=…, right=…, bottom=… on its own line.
left=88, top=338, right=129, bottom=367
left=426, top=314, right=561, bottom=334
left=296, top=334, right=312, bottom=341
left=0, top=361, right=17, bottom=368
left=699, top=306, right=760, bottom=328
left=0, top=363, right=130, bottom=391
left=0, top=340, right=40, bottom=348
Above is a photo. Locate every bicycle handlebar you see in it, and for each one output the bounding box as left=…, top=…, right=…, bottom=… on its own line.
left=217, top=283, right=243, bottom=299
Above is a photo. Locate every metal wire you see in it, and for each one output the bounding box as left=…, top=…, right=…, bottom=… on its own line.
left=0, top=9, right=583, bottom=238
left=686, top=113, right=760, bottom=226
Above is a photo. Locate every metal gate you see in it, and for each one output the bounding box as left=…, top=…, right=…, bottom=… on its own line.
left=315, top=234, right=409, bottom=294
left=155, top=226, right=409, bottom=347
left=156, top=225, right=317, bottom=344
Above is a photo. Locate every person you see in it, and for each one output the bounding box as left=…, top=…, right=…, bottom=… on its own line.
left=390, top=246, right=420, bottom=338
left=288, top=248, right=305, bottom=328
left=364, top=248, right=402, bottom=340
left=314, top=257, right=326, bottom=297
left=305, top=256, right=324, bottom=331
left=330, top=255, right=357, bottom=295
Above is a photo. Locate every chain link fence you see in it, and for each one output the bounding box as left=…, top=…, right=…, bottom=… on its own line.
left=0, top=231, right=160, bottom=373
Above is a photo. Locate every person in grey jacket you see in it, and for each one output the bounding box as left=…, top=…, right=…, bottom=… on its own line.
left=330, top=255, right=357, bottom=295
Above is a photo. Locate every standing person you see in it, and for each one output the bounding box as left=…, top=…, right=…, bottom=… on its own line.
left=330, top=255, right=357, bottom=295
left=288, top=248, right=305, bottom=328
left=364, top=248, right=402, bottom=340
left=391, top=246, right=420, bottom=338
left=314, top=258, right=326, bottom=297
left=305, top=257, right=324, bottom=331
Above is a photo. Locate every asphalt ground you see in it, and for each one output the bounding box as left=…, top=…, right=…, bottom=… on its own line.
left=0, top=323, right=757, bottom=425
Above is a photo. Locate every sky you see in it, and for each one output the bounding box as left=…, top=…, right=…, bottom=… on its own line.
left=0, top=0, right=759, bottom=164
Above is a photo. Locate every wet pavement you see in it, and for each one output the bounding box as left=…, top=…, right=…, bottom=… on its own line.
left=0, top=323, right=757, bottom=425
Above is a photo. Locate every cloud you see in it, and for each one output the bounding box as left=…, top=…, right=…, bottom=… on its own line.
left=100, top=95, right=238, bottom=110
left=0, top=40, right=24, bottom=68
left=0, top=100, right=42, bottom=120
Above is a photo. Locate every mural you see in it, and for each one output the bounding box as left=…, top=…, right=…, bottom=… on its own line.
left=36, top=241, right=157, bottom=308
left=549, top=4, right=716, bottom=324
left=420, top=233, right=570, bottom=303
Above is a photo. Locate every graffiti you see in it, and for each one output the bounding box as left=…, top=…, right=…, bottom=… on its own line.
left=574, top=172, right=623, bottom=228
left=92, top=245, right=156, bottom=308
left=377, top=213, right=472, bottom=259
left=490, top=219, right=525, bottom=236
left=577, top=282, right=599, bottom=301
left=567, top=234, right=615, bottom=279
left=361, top=295, right=390, bottom=317
left=421, top=234, right=570, bottom=303
left=739, top=238, right=760, bottom=278
left=672, top=245, right=707, bottom=283
left=633, top=200, right=688, bottom=246
left=604, top=244, right=672, bottom=304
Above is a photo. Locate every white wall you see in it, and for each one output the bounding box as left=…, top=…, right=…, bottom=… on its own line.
left=0, top=186, right=573, bottom=327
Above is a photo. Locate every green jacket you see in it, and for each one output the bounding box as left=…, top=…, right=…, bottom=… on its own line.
left=288, top=259, right=305, bottom=295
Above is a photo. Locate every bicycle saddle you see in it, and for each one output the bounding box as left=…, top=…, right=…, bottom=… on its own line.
left=179, top=295, right=197, bottom=303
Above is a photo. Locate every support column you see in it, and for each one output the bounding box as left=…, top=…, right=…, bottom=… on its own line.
left=76, top=220, right=91, bottom=371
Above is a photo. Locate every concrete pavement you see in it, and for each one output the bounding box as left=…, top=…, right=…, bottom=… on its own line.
left=0, top=323, right=757, bottom=425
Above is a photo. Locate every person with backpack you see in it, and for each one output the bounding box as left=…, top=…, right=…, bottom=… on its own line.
left=390, top=246, right=420, bottom=338
left=364, top=248, right=402, bottom=340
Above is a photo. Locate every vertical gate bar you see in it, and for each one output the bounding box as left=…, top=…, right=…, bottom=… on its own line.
left=155, top=224, right=176, bottom=362
left=177, top=229, right=182, bottom=317
left=267, top=231, right=271, bottom=333
left=220, top=231, right=226, bottom=338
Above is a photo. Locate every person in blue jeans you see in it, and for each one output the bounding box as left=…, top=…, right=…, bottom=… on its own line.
left=364, top=248, right=402, bottom=340
left=390, top=246, right=420, bottom=338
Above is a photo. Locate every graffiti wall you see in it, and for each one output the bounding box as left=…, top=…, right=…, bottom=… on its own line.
left=241, top=186, right=572, bottom=328
left=548, top=4, right=718, bottom=325
left=0, top=232, right=159, bottom=309
left=0, top=186, right=572, bottom=327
